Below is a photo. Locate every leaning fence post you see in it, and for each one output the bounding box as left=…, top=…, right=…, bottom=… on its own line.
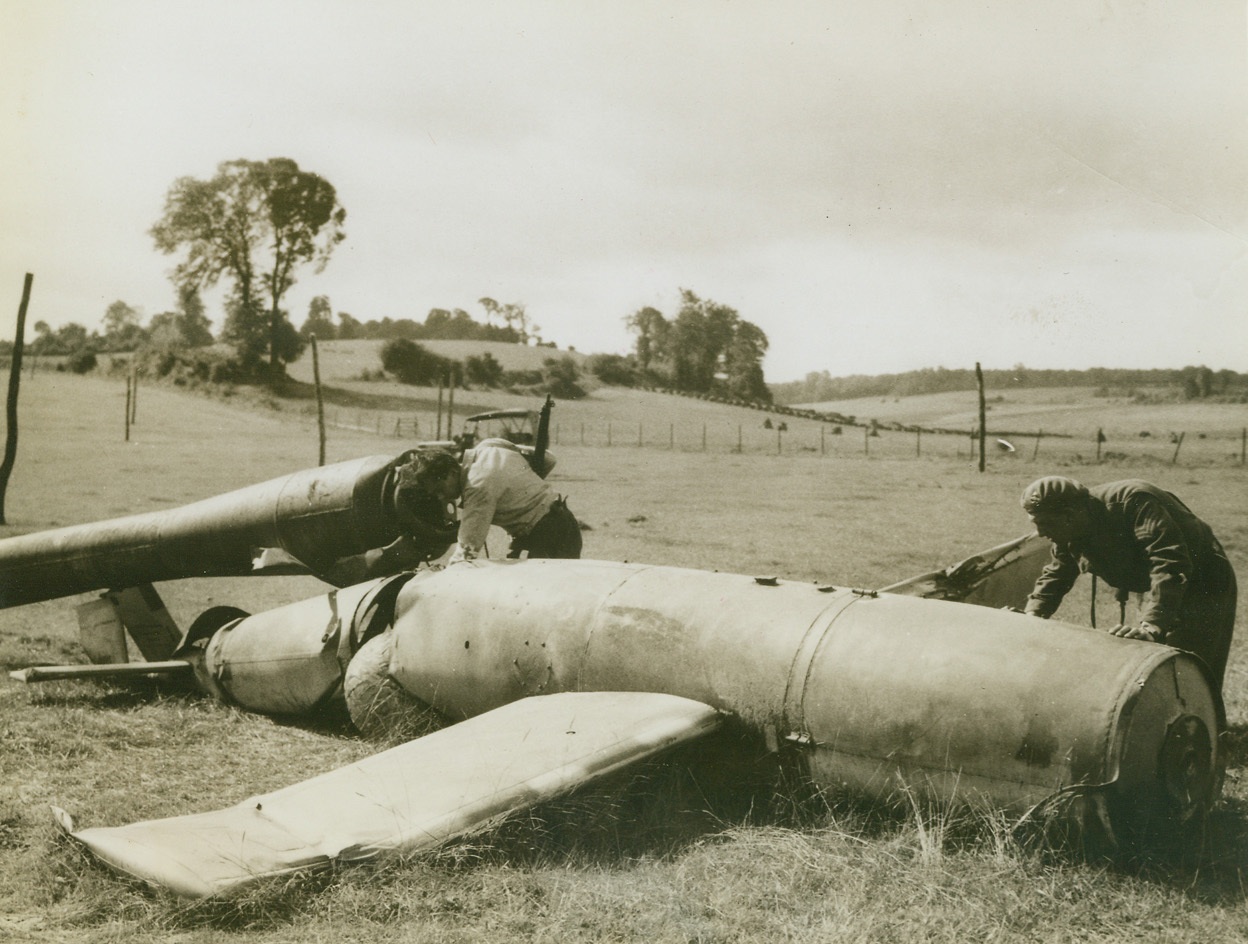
left=0, top=273, right=33, bottom=524
left=1171, top=432, right=1185, bottom=464
left=310, top=334, right=326, bottom=466
left=129, top=363, right=138, bottom=426
left=1032, top=429, right=1042, bottom=460
left=915, top=427, right=921, bottom=458
left=976, top=362, right=986, bottom=473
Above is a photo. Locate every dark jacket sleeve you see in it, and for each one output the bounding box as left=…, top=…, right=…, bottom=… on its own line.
left=1126, top=493, right=1193, bottom=631
left=1024, top=545, right=1080, bottom=618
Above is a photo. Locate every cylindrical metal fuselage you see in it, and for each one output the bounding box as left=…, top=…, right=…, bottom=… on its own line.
left=0, top=455, right=401, bottom=608
left=385, top=558, right=1220, bottom=829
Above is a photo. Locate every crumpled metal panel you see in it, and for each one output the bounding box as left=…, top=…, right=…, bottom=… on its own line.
left=879, top=532, right=1051, bottom=608
left=58, top=691, right=720, bottom=898
left=196, top=576, right=403, bottom=715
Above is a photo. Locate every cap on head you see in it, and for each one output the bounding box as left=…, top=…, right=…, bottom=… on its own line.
left=1020, top=476, right=1089, bottom=514
left=410, top=450, right=461, bottom=494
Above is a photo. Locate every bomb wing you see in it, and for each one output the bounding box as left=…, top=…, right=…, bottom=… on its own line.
left=56, top=691, right=719, bottom=898
left=879, top=531, right=1051, bottom=608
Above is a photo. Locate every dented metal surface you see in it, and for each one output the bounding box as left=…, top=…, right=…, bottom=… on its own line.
left=180, top=574, right=413, bottom=715
left=386, top=559, right=1221, bottom=827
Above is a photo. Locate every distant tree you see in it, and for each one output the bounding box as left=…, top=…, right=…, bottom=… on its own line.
left=542, top=356, right=585, bottom=399
left=150, top=157, right=345, bottom=373
left=587, top=353, right=637, bottom=386
left=301, top=294, right=337, bottom=340
left=337, top=312, right=362, bottom=340
left=722, top=319, right=771, bottom=402
left=465, top=352, right=504, bottom=388
left=176, top=285, right=215, bottom=347
left=101, top=300, right=146, bottom=351
left=65, top=349, right=97, bottom=374
left=380, top=339, right=456, bottom=386
left=146, top=311, right=184, bottom=349
left=624, top=306, right=668, bottom=371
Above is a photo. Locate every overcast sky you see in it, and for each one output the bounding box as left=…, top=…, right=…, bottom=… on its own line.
left=2, top=1, right=1245, bottom=382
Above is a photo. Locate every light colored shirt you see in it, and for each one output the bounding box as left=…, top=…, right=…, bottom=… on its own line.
left=452, top=440, right=556, bottom=561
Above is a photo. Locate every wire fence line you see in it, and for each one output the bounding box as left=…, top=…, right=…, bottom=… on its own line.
left=310, top=407, right=1248, bottom=468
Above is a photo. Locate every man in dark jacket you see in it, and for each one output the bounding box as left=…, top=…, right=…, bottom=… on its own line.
left=1020, top=476, right=1237, bottom=694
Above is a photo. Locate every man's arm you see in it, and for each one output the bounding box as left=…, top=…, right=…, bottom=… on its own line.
left=1023, top=546, right=1079, bottom=618
left=453, top=463, right=501, bottom=562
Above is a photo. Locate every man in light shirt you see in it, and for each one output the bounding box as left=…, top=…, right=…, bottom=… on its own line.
left=419, top=439, right=582, bottom=563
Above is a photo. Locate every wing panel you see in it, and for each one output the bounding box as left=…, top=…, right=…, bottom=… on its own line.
left=60, top=691, right=720, bottom=898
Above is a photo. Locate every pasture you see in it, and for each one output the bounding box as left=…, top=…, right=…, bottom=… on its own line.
left=1, top=371, right=1247, bottom=942
left=278, top=341, right=1248, bottom=467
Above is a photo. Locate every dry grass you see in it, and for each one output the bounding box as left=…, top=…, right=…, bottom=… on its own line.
left=1, top=371, right=1247, bottom=942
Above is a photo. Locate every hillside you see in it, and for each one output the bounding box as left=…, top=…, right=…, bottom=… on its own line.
left=285, top=338, right=588, bottom=386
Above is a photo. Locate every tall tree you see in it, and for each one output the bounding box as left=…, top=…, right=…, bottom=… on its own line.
left=624, top=306, right=668, bottom=372
left=150, top=157, right=346, bottom=373
left=176, top=285, right=215, bottom=347
left=301, top=294, right=337, bottom=340
left=101, top=300, right=145, bottom=351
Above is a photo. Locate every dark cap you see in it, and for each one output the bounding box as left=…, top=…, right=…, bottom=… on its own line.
left=1020, top=476, right=1089, bottom=514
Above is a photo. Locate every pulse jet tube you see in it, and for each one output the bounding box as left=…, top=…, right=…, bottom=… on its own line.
left=0, top=455, right=402, bottom=608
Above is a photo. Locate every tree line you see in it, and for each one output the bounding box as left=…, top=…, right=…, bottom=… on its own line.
left=772, top=365, right=1248, bottom=404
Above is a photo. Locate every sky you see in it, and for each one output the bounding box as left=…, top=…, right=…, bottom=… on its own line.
left=2, top=1, right=1246, bottom=383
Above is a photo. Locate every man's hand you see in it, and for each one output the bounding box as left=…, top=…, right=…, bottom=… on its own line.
left=1109, top=622, right=1162, bottom=642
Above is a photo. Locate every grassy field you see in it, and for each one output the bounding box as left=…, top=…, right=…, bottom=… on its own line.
left=1, top=372, right=1247, bottom=942
left=275, top=342, right=1248, bottom=467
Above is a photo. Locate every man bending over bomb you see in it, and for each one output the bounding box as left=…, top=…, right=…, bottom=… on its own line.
left=1020, top=475, right=1237, bottom=695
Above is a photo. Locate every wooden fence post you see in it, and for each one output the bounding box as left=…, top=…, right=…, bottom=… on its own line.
left=915, top=428, right=921, bottom=457
left=975, top=362, right=986, bottom=473
left=0, top=273, right=33, bottom=524
left=436, top=380, right=444, bottom=439
left=1171, top=432, right=1185, bottom=465
left=864, top=426, right=870, bottom=456
left=1032, top=429, right=1042, bottom=460
left=124, top=375, right=132, bottom=442
left=311, top=334, right=326, bottom=466
left=446, top=373, right=454, bottom=438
